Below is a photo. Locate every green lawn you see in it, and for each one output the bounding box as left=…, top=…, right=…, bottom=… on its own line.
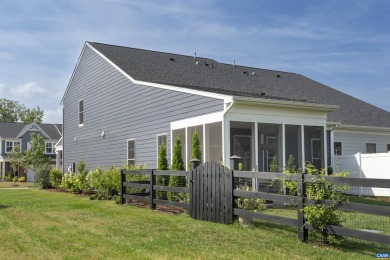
left=0, top=189, right=388, bottom=259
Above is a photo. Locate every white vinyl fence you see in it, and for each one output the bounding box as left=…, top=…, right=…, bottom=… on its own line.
left=334, top=152, right=390, bottom=196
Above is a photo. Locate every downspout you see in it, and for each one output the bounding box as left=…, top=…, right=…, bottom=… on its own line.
left=222, top=99, right=234, bottom=168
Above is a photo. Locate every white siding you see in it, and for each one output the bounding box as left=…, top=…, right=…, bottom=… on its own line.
left=334, top=131, right=390, bottom=155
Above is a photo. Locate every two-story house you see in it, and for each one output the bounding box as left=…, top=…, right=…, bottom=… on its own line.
left=0, top=122, right=62, bottom=180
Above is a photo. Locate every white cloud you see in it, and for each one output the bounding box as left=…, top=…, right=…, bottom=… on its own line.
left=43, top=108, right=62, bottom=124
left=14, top=82, right=47, bottom=96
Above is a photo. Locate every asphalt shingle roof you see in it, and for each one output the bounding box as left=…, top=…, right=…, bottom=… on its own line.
left=0, top=122, right=62, bottom=139
left=89, top=42, right=390, bottom=128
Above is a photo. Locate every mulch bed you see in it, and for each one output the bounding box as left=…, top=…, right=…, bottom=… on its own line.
left=125, top=199, right=185, bottom=215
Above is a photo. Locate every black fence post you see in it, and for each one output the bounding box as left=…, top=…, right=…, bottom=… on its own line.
left=297, top=172, right=308, bottom=242
left=190, top=159, right=200, bottom=170
left=150, top=170, right=156, bottom=210
left=120, top=169, right=124, bottom=205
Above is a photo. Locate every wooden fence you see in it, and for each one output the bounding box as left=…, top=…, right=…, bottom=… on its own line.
left=120, top=162, right=390, bottom=245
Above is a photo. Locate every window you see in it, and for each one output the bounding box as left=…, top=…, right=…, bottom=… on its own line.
left=334, top=142, right=342, bottom=155
left=46, top=142, right=55, bottom=154
left=27, top=142, right=32, bottom=151
left=366, top=143, right=376, bottom=154
left=388, top=144, right=390, bottom=152
left=127, top=139, right=135, bottom=166
left=6, top=141, right=21, bottom=153
left=157, top=134, right=167, bottom=159
left=78, top=99, right=84, bottom=126
left=6, top=141, right=13, bottom=153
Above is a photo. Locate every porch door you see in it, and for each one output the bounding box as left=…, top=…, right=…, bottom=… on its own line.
left=311, top=138, right=322, bottom=169
left=233, top=135, right=251, bottom=171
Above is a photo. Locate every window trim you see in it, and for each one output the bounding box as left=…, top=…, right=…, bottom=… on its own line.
left=365, top=142, right=377, bottom=154
left=78, top=99, right=84, bottom=127
left=156, top=133, right=167, bottom=165
left=45, top=142, right=56, bottom=154
left=127, top=138, right=135, bottom=166
left=333, top=141, right=343, bottom=156
left=5, top=140, right=22, bottom=153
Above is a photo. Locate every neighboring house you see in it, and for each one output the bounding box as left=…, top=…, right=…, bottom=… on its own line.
left=61, top=42, right=390, bottom=174
left=0, top=122, right=63, bottom=179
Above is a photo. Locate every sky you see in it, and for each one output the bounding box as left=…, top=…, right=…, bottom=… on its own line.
left=0, top=0, right=389, bottom=123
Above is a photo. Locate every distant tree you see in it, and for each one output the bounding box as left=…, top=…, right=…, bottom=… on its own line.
left=191, top=129, right=202, bottom=162
left=168, top=136, right=186, bottom=201
left=19, top=106, right=44, bottom=123
left=0, top=98, right=22, bottom=122
left=8, top=144, right=25, bottom=178
left=157, top=142, right=168, bottom=199
left=0, top=98, right=44, bottom=123
left=24, top=133, right=51, bottom=188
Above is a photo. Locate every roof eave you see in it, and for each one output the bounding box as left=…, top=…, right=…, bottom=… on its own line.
left=233, top=96, right=339, bottom=112
left=333, top=124, right=390, bottom=133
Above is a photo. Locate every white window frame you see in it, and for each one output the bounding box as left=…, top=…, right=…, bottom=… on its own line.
left=5, top=140, right=22, bottom=153
left=156, top=133, right=167, bottom=164
left=78, top=99, right=84, bottom=127
left=333, top=141, right=342, bottom=156
left=127, top=138, right=135, bottom=166
left=45, top=142, right=56, bottom=154
left=365, top=142, right=376, bottom=154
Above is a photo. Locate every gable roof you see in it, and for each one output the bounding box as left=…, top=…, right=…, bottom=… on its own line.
left=0, top=122, right=62, bottom=139
left=84, top=42, right=390, bottom=128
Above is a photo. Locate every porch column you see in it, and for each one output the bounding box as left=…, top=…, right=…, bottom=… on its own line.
left=203, top=124, right=207, bottom=163
left=323, top=126, right=328, bottom=175
left=330, top=130, right=335, bottom=170
left=254, top=122, right=259, bottom=171
left=56, top=151, right=60, bottom=170
left=254, top=122, right=259, bottom=191
left=185, top=127, right=188, bottom=170
left=2, top=161, right=5, bottom=177
left=282, top=124, right=286, bottom=170
left=300, top=125, right=305, bottom=173
left=223, top=119, right=231, bottom=169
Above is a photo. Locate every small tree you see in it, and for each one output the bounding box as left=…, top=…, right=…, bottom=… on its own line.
left=303, top=162, right=349, bottom=244
left=168, top=136, right=186, bottom=201
left=24, top=133, right=51, bottom=189
left=8, top=144, right=24, bottom=178
left=191, top=129, right=202, bottom=162
left=156, top=142, right=168, bottom=199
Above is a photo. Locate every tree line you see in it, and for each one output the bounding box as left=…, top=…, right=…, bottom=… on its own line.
left=0, top=98, right=44, bottom=123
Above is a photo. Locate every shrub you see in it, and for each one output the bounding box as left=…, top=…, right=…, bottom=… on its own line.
left=168, top=136, right=187, bottom=202
left=191, top=129, right=202, bottom=162
left=50, top=168, right=63, bottom=188
left=86, top=166, right=120, bottom=200
left=18, top=177, right=26, bottom=182
left=34, top=164, right=52, bottom=189
left=3, top=175, right=12, bottom=182
left=235, top=183, right=265, bottom=212
left=157, top=143, right=169, bottom=200
left=60, top=173, right=76, bottom=192
left=303, top=163, right=349, bottom=244
left=123, top=163, right=149, bottom=194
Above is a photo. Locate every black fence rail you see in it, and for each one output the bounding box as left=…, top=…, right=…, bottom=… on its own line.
left=120, top=169, right=191, bottom=210
left=233, top=170, right=390, bottom=245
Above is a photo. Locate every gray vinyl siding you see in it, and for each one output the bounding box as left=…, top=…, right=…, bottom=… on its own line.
left=334, top=131, right=390, bottom=155
left=63, top=45, right=224, bottom=171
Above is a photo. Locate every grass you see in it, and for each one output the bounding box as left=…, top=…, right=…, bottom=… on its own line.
left=0, top=181, right=34, bottom=188
left=0, top=189, right=389, bottom=260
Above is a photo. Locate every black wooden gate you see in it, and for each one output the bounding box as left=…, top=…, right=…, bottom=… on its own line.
left=190, top=161, right=233, bottom=224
